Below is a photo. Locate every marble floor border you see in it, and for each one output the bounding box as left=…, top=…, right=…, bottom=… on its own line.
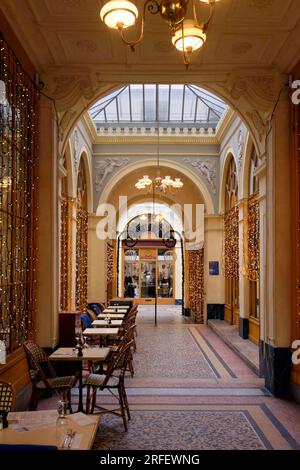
left=188, top=326, right=235, bottom=379
left=194, top=327, right=239, bottom=379
left=102, top=403, right=299, bottom=450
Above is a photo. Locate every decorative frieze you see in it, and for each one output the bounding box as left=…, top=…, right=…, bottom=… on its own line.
left=183, top=158, right=217, bottom=195
left=95, top=158, right=129, bottom=192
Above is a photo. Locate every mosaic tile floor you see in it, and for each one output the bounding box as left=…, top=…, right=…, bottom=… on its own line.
left=39, top=305, right=300, bottom=450
left=133, top=324, right=217, bottom=379
left=94, top=407, right=299, bottom=450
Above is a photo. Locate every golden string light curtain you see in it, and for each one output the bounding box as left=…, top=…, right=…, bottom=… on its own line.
left=224, top=206, right=239, bottom=279
left=247, top=195, right=260, bottom=282
left=75, top=206, right=88, bottom=312
left=106, top=242, right=114, bottom=301
left=0, top=34, right=38, bottom=352
left=60, top=197, right=72, bottom=310
left=188, top=249, right=204, bottom=323
left=75, top=159, right=88, bottom=312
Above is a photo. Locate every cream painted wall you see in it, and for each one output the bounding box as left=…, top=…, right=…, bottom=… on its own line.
left=87, top=215, right=107, bottom=304
left=175, top=246, right=183, bottom=300
left=36, top=96, right=59, bottom=348
left=266, top=90, right=292, bottom=348
left=204, top=216, right=225, bottom=320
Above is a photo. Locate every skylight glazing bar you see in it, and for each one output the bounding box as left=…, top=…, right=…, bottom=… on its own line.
left=194, top=97, right=198, bottom=123
left=91, top=86, right=126, bottom=120
left=116, top=95, right=120, bottom=122
left=188, top=85, right=225, bottom=114
left=129, top=85, right=133, bottom=122
left=188, top=86, right=222, bottom=120
left=156, top=84, right=159, bottom=123
left=143, top=84, right=145, bottom=122
left=181, top=85, right=186, bottom=122
left=168, top=85, right=171, bottom=122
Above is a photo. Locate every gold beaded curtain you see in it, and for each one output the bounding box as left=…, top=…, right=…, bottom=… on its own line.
left=75, top=159, right=88, bottom=312
left=106, top=242, right=114, bottom=302
left=224, top=157, right=239, bottom=279
left=0, top=35, right=38, bottom=353
left=188, top=249, right=204, bottom=323
left=247, top=149, right=260, bottom=282
left=60, top=195, right=72, bottom=310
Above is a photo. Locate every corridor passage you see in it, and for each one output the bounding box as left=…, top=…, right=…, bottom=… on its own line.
left=91, top=307, right=300, bottom=450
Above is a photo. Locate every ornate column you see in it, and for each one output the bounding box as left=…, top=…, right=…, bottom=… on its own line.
left=259, top=89, right=292, bottom=397
left=36, top=95, right=59, bottom=347
left=238, top=200, right=250, bottom=338
left=256, top=161, right=267, bottom=345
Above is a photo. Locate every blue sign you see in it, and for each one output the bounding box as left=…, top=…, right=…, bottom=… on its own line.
left=209, top=261, right=219, bottom=276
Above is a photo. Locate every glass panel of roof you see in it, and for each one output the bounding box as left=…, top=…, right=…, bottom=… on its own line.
left=169, top=85, right=183, bottom=122
left=118, top=86, right=131, bottom=121
left=158, top=85, right=169, bottom=122
left=183, top=86, right=196, bottom=122
left=130, top=85, right=143, bottom=121
left=144, top=85, right=156, bottom=121
left=89, top=84, right=227, bottom=126
left=196, top=99, right=210, bottom=122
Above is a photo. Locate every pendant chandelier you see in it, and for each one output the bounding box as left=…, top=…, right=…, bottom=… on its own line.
left=135, top=174, right=184, bottom=192
left=135, top=128, right=184, bottom=193
left=100, top=0, right=221, bottom=67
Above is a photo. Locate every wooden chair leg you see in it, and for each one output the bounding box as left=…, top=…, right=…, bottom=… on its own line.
left=128, top=358, right=134, bottom=378
left=86, top=385, right=91, bottom=414
left=122, top=385, right=131, bottom=421
left=29, top=388, right=39, bottom=411
left=91, top=387, right=97, bottom=413
left=67, top=388, right=73, bottom=413
left=118, top=386, right=128, bottom=432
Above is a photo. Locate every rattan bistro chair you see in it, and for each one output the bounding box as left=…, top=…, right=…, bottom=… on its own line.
left=23, top=340, right=76, bottom=411
left=0, top=381, right=15, bottom=412
left=84, top=341, right=133, bottom=431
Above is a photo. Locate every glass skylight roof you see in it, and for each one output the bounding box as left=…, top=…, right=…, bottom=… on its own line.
left=89, top=84, right=226, bottom=129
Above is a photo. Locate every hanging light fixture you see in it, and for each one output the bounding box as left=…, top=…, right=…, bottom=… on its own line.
left=100, top=0, right=221, bottom=68
left=134, top=128, right=184, bottom=193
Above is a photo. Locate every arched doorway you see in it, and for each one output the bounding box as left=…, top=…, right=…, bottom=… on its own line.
left=116, top=202, right=185, bottom=307
left=224, top=155, right=239, bottom=327
left=246, top=146, right=260, bottom=343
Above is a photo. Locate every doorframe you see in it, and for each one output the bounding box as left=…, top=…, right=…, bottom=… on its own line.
left=116, top=231, right=185, bottom=314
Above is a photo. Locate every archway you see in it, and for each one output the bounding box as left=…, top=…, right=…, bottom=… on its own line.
left=222, top=153, right=240, bottom=328
left=116, top=202, right=186, bottom=309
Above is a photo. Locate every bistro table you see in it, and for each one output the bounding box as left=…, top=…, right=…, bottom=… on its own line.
left=92, top=320, right=123, bottom=327
left=49, top=347, right=110, bottom=413
left=98, top=313, right=125, bottom=320
left=0, top=410, right=100, bottom=450
left=102, top=308, right=128, bottom=314
left=83, top=328, right=119, bottom=348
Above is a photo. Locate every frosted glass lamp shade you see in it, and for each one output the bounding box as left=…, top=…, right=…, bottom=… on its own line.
left=100, top=1, right=138, bottom=29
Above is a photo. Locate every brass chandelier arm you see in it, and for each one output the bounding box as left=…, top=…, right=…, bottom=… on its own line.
left=192, top=0, right=215, bottom=30
left=119, top=0, right=161, bottom=50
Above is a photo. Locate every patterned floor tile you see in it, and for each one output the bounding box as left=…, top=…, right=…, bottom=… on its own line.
left=134, top=325, right=217, bottom=379
left=38, top=305, right=300, bottom=450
